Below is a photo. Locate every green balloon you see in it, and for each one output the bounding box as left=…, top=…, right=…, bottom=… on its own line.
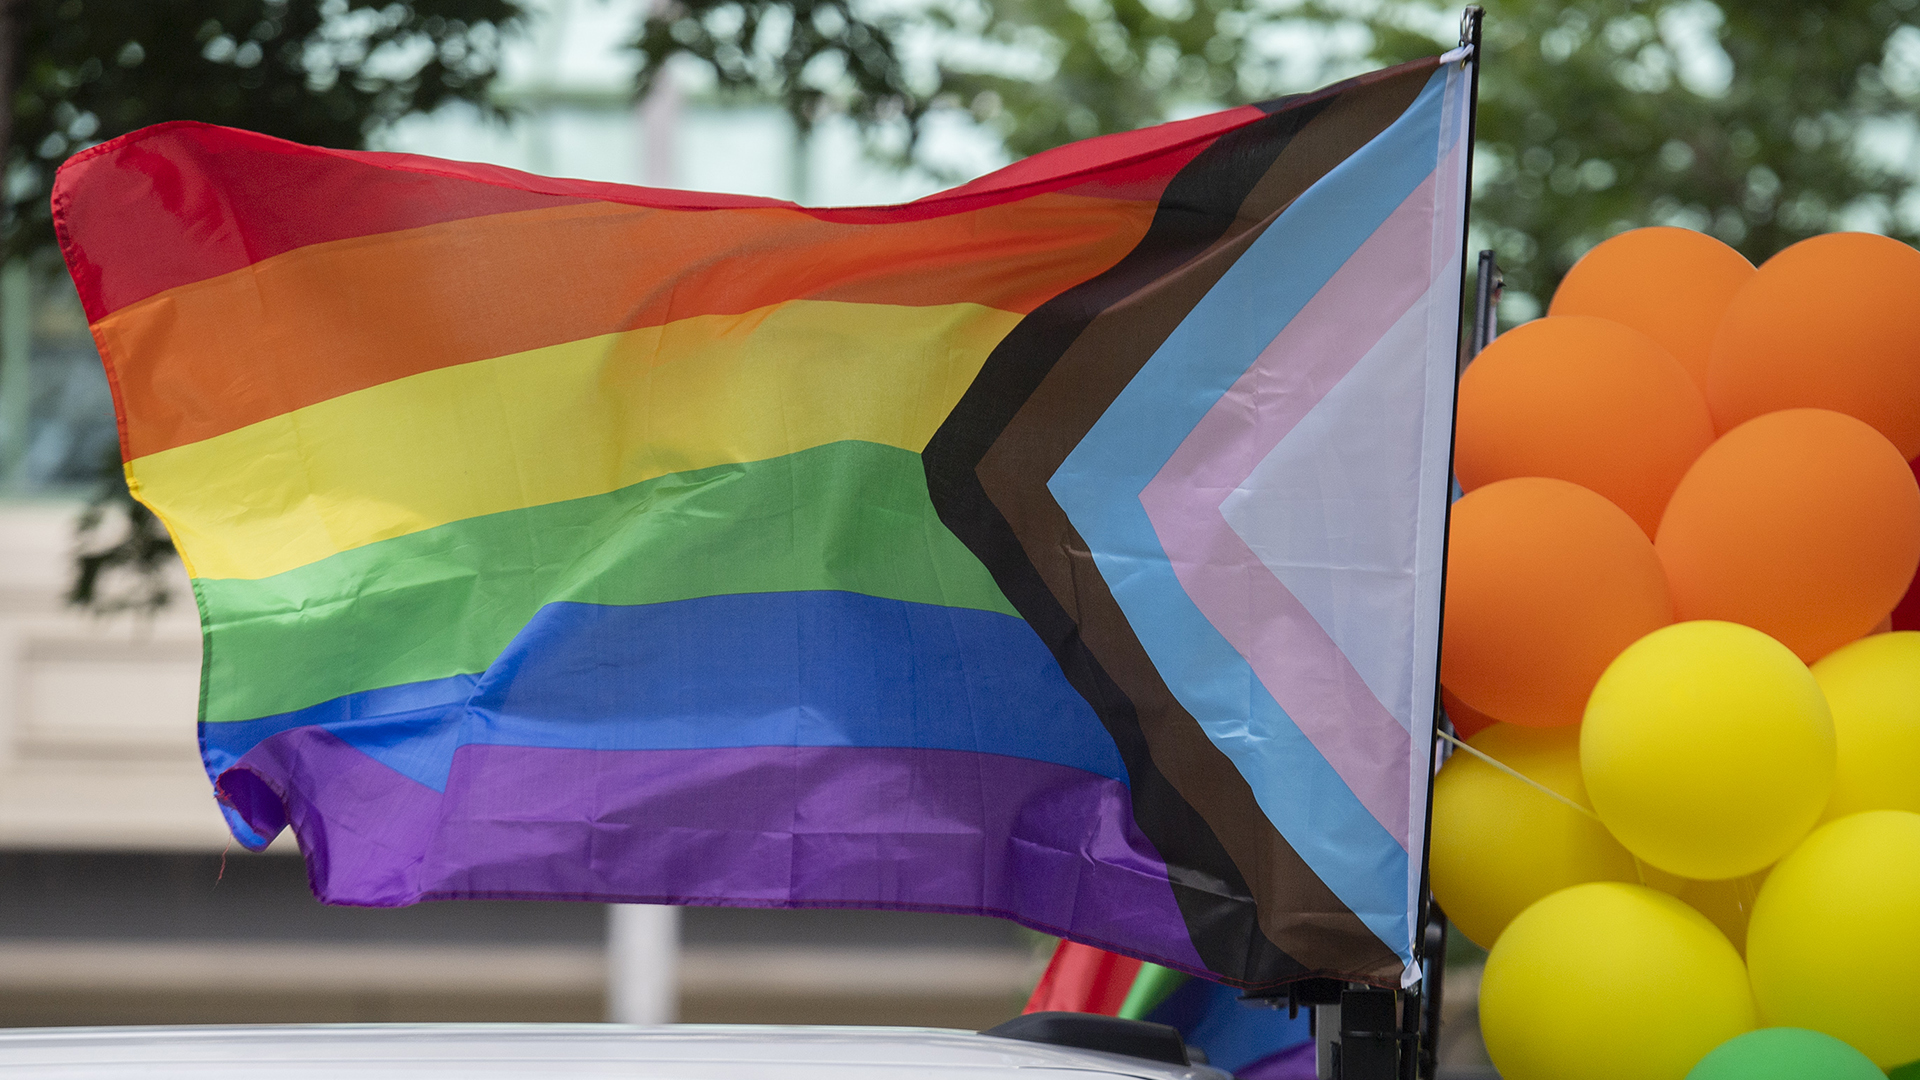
left=1890, top=1060, right=1920, bottom=1080
left=1686, top=1028, right=1882, bottom=1080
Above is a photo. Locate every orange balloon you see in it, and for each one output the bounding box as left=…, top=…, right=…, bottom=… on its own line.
left=1442, top=477, right=1675, bottom=726
left=1550, top=226, right=1754, bottom=393
left=1897, top=454, right=1920, bottom=632
left=1656, top=409, right=1920, bottom=662
left=1441, top=685, right=1501, bottom=739
left=1456, top=316, right=1715, bottom=536
left=1709, top=232, right=1920, bottom=459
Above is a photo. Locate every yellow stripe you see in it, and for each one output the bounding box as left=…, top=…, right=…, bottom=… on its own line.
left=131, top=300, right=1019, bottom=581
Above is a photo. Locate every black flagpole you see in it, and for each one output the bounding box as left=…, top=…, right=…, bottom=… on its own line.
left=1401, top=7, right=1486, bottom=1080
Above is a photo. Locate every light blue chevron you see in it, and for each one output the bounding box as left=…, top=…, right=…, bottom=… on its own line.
left=1048, top=68, right=1459, bottom=963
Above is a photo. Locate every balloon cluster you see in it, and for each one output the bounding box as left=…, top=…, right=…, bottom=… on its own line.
left=1428, top=227, right=1920, bottom=1080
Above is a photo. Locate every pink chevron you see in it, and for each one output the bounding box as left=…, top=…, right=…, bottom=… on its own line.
left=1138, top=171, right=1440, bottom=847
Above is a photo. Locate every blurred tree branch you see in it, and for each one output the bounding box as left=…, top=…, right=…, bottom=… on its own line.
left=1314, top=0, right=1920, bottom=310
left=68, top=444, right=173, bottom=614
left=636, top=0, right=1920, bottom=307
left=633, top=0, right=929, bottom=148
left=631, top=0, right=1346, bottom=167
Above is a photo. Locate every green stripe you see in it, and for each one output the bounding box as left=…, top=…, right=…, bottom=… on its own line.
left=196, top=440, right=1016, bottom=724
left=1117, top=962, right=1190, bottom=1019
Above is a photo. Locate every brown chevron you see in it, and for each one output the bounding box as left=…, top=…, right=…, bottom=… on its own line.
left=924, top=57, right=1438, bottom=989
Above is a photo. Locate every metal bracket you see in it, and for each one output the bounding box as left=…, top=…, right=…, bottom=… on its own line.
left=1459, top=5, right=1483, bottom=49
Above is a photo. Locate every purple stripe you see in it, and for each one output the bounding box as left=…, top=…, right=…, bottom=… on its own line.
left=220, top=731, right=1207, bottom=973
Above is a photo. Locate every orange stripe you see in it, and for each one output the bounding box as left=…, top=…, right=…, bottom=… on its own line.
left=96, top=192, right=1156, bottom=458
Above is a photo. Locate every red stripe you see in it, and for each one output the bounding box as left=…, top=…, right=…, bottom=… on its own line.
left=55, top=108, right=1274, bottom=321
left=52, top=124, right=607, bottom=321
left=1024, top=939, right=1143, bottom=1015
left=54, top=54, right=1447, bottom=321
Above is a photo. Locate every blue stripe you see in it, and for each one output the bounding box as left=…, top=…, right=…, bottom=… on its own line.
left=203, top=591, right=1126, bottom=792
left=1146, top=976, right=1311, bottom=1074
left=1049, top=69, right=1456, bottom=961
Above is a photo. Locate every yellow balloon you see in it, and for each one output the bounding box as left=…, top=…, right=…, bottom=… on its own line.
left=1638, top=864, right=1769, bottom=956
left=1812, top=631, right=1920, bottom=821
left=1481, top=882, right=1755, bottom=1080
left=1746, top=810, right=1920, bottom=1068
left=1430, top=724, right=1639, bottom=948
left=1582, top=621, right=1834, bottom=879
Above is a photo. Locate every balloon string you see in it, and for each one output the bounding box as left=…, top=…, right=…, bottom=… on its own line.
left=1435, top=729, right=1604, bottom=823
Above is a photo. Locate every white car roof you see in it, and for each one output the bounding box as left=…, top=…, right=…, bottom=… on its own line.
left=0, top=1024, right=1234, bottom=1079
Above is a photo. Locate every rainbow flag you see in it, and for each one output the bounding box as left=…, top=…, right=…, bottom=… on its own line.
left=55, top=51, right=1471, bottom=990
left=1026, top=940, right=1314, bottom=1077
